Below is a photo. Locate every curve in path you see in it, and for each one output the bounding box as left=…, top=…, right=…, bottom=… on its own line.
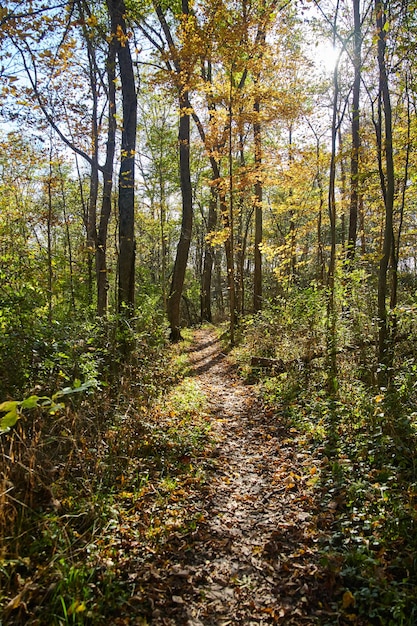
left=150, top=328, right=331, bottom=626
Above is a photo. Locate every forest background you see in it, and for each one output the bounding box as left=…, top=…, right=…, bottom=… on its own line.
left=1, top=0, right=417, bottom=623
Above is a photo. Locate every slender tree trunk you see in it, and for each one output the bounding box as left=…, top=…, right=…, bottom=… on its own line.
left=391, top=77, right=411, bottom=317
left=86, top=48, right=99, bottom=307
left=359, top=195, right=366, bottom=253
left=253, top=97, right=263, bottom=311
left=159, top=135, right=169, bottom=310
left=58, top=163, right=76, bottom=312
left=317, top=203, right=324, bottom=283
left=227, top=72, right=236, bottom=345
left=160, top=199, right=168, bottom=311
left=167, top=89, right=193, bottom=341
left=107, top=0, right=137, bottom=313
left=287, top=127, right=297, bottom=281
left=236, top=129, right=245, bottom=315
left=87, top=164, right=99, bottom=306
left=241, top=206, right=254, bottom=309
left=76, top=0, right=101, bottom=306
left=47, top=159, right=53, bottom=324
left=327, top=54, right=340, bottom=394
left=338, top=128, right=347, bottom=254
left=375, top=0, right=395, bottom=378
left=97, top=41, right=117, bottom=316
left=314, top=134, right=325, bottom=283
left=215, top=248, right=224, bottom=318
left=222, top=189, right=236, bottom=345
left=201, top=184, right=218, bottom=322
left=153, top=0, right=193, bottom=340
left=347, top=0, right=361, bottom=262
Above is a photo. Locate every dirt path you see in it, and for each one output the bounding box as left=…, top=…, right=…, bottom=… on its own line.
left=147, top=329, right=336, bottom=625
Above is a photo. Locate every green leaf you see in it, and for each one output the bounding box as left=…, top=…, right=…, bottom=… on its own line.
left=0, top=405, right=20, bottom=432
left=49, top=402, right=65, bottom=415
left=20, top=395, right=51, bottom=409
left=0, top=400, right=20, bottom=413
left=52, top=381, right=95, bottom=401
left=20, top=395, right=41, bottom=409
left=38, top=398, right=52, bottom=407
left=52, top=387, right=73, bottom=399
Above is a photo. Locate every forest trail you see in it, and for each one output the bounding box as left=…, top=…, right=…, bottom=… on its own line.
left=147, top=328, right=335, bottom=625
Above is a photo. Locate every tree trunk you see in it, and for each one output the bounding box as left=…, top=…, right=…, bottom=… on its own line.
left=327, top=52, right=340, bottom=395
left=87, top=161, right=99, bottom=306
left=223, top=187, right=236, bottom=345
left=375, top=0, right=395, bottom=378
left=236, top=129, right=245, bottom=315
left=97, top=40, right=117, bottom=316
left=338, top=128, right=347, bottom=255
left=47, top=155, right=53, bottom=324
left=227, top=72, right=237, bottom=345
left=215, top=248, right=224, bottom=318
left=253, top=98, right=263, bottom=312
left=359, top=195, right=366, bottom=254
left=76, top=0, right=100, bottom=307
left=313, top=131, right=325, bottom=283
left=391, top=77, right=411, bottom=316
left=58, top=163, right=76, bottom=312
left=167, top=90, right=193, bottom=341
left=107, top=0, right=137, bottom=313
left=86, top=46, right=99, bottom=307
left=207, top=161, right=236, bottom=330
left=152, top=0, right=194, bottom=341
left=287, top=127, right=296, bottom=281
left=347, top=0, right=361, bottom=262
left=201, top=184, right=217, bottom=323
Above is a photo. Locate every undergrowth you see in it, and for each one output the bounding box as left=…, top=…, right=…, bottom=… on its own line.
left=235, top=284, right=417, bottom=626
left=0, top=319, right=213, bottom=625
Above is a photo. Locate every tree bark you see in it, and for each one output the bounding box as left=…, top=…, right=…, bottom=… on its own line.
left=375, top=0, right=395, bottom=377
left=97, top=40, right=117, bottom=316
left=47, top=153, right=54, bottom=324
left=236, top=129, right=246, bottom=315
left=107, top=0, right=137, bottom=313
left=58, top=163, right=76, bottom=312
left=85, top=39, right=99, bottom=306
left=227, top=71, right=237, bottom=345
left=167, top=89, right=193, bottom=341
left=347, top=0, right=361, bottom=261
left=152, top=0, right=194, bottom=341
left=201, top=184, right=218, bottom=323
left=327, top=44, right=341, bottom=395
left=253, top=97, right=263, bottom=312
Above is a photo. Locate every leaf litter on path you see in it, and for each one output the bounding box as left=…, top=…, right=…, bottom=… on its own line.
left=118, top=329, right=347, bottom=626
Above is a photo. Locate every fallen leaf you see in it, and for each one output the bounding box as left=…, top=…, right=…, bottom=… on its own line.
left=172, top=595, right=184, bottom=604
left=342, top=590, right=355, bottom=609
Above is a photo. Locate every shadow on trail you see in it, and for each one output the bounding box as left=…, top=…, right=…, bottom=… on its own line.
left=186, top=334, right=233, bottom=377
left=186, top=338, right=218, bottom=353
left=122, top=329, right=348, bottom=625
left=189, top=351, right=231, bottom=376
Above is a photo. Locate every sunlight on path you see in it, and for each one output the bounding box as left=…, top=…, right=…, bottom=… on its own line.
left=158, top=328, right=328, bottom=626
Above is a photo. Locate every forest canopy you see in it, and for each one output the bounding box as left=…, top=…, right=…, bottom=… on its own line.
left=0, top=0, right=416, bottom=352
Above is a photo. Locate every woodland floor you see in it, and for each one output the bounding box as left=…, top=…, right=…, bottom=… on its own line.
left=2, top=328, right=358, bottom=625
left=127, top=329, right=345, bottom=626
left=3, top=326, right=415, bottom=625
